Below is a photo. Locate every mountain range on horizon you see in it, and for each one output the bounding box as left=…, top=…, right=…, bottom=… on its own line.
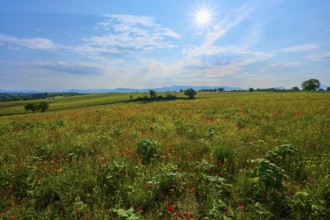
left=0, top=85, right=329, bottom=94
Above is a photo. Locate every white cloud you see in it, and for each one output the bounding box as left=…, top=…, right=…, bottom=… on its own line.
left=0, top=34, right=56, bottom=50
left=307, top=52, right=330, bottom=61
left=87, top=14, right=181, bottom=51
left=281, top=44, right=319, bottom=52
left=204, top=5, right=253, bottom=46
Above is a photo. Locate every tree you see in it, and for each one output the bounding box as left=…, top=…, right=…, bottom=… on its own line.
left=38, top=102, right=49, bottom=112
left=24, top=103, right=37, bottom=112
left=301, top=79, right=321, bottom=91
left=326, top=87, right=330, bottom=91
left=24, top=102, right=49, bottom=113
left=149, top=89, right=157, bottom=99
left=249, top=88, right=254, bottom=92
left=217, top=88, right=225, bottom=92
left=184, top=88, right=197, bottom=99
left=291, top=87, right=299, bottom=91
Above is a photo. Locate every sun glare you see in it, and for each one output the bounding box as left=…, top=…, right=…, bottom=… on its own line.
left=194, top=8, right=212, bottom=27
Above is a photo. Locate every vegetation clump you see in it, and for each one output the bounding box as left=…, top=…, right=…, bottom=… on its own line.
left=301, top=79, right=321, bottom=91
left=24, top=102, right=49, bottom=112
left=136, top=138, right=159, bottom=163
left=184, top=88, right=197, bottom=99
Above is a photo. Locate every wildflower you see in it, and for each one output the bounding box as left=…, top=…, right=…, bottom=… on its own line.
left=218, top=161, right=223, bottom=166
left=165, top=199, right=170, bottom=204
left=136, top=207, right=143, bottom=213
left=307, top=178, right=314, bottom=183
left=10, top=216, right=17, bottom=219
left=261, top=194, right=267, bottom=199
left=167, top=205, right=174, bottom=212
left=35, top=177, right=43, bottom=181
left=183, top=211, right=190, bottom=217
left=191, top=218, right=197, bottom=220
left=10, top=201, right=16, bottom=206
left=238, top=204, right=245, bottom=209
left=171, top=184, right=177, bottom=188
left=223, top=208, right=227, bottom=214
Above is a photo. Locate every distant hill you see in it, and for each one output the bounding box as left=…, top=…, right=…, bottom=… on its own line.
left=70, top=85, right=244, bottom=93
left=1, top=86, right=244, bottom=94
left=2, top=84, right=329, bottom=94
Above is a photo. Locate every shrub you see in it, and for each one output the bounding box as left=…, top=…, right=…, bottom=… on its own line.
left=266, top=144, right=305, bottom=181
left=184, top=88, right=197, bottom=99
left=24, top=102, right=49, bottom=112
left=136, top=139, right=159, bottom=163
left=149, top=89, right=157, bottom=99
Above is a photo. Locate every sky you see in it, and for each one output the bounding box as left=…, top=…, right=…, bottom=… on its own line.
left=0, top=0, right=330, bottom=91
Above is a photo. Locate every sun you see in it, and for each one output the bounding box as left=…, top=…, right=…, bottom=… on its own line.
left=194, top=8, right=212, bottom=27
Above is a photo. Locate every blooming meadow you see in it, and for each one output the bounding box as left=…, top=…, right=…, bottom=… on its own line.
left=0, top=92, right=329, bottom=219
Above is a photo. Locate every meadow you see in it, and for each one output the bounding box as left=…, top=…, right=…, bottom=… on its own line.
left=0, top=92, right=329, bottom=219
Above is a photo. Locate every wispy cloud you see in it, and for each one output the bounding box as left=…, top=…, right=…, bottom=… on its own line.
left=307, top=52, right=330, bottom=61
left=183, top=45, right=273, bottom=66
left=38, top=61, right=103, bottom=75
left=0, top=34, right=56, bottom=50
left=182, top=45, right=274, bottom=77
left=268, top=62, right=303, bottom=68
left=281, top=44, right=319, bottom=52
left=86, top=14, right=181, bottom=51
left=204, top=5, right=253, bottom=46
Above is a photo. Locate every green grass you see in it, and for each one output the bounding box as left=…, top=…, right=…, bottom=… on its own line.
left=0, top=93, right=153, bottom=116
left=0, top=92, right=329, bottom=219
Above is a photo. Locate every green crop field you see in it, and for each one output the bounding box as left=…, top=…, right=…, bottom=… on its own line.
left=0, top=92, right=329, bottom=219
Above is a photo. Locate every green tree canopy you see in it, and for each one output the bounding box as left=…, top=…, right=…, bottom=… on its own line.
left=184, top=88, right=197, bottom=99
left=149, top=89, right=157, bottom=99
left=301, top=79, right=321, bottom=91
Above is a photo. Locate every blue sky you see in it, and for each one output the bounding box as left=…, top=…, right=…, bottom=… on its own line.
left=0, top=0, right=329, bottom=90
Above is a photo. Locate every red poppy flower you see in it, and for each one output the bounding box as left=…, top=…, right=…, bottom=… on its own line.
left=183, top=212, right=190, bottom=217
left=167, top=205, right=174, bottom=212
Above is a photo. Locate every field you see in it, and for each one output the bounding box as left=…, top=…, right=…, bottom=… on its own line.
left=0, top=92, right=329, bottom=219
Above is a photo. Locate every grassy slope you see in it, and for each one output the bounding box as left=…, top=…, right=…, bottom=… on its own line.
left=0, top=93, right=139, bottom=115
left=0, top=92, right=329, bottom=219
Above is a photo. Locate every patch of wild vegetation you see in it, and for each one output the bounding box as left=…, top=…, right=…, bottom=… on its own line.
left=0, top=92, right=329, bottom=219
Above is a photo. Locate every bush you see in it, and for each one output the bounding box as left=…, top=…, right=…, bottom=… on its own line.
left=184, top=88, right=197, bottom=99
left=136, top=139, right=159, bottom=163
left=24, top=102, right=49, bottom=113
